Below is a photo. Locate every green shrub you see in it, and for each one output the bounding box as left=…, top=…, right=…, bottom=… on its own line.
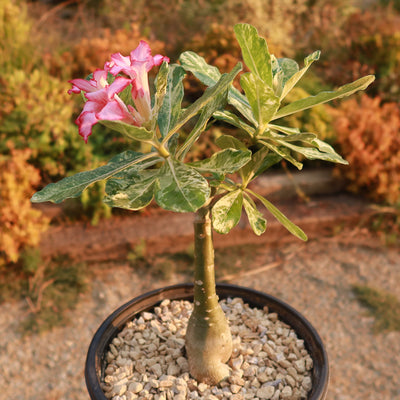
left=353, top=284, right=400, bottom=333
left=334, top=95, right=400, bottom=205
left=0, top=68, right=92, bottom=181
left=0, top=0, right=37, bottom=73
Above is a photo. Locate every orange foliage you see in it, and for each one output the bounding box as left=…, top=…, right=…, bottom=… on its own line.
left=0, top=146, right=49, bottom=264
left=334, top=95, right=400, bottom=205
left=44, top=23, right=167, bottom=79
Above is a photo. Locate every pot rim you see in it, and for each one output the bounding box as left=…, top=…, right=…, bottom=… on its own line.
left=85, top=283, right=329, bottom=400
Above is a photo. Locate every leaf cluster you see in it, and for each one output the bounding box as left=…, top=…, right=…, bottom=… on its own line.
left=31, top=24, right=374, bottom=241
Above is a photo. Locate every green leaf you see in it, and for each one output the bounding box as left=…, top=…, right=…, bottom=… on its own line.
left=241, top=146, right=282, bottom=185
left=158, top=64, right=186, bottom=138
left=212, top=189, right=243, bottom=234
left=155, top=159, right=210, bottom=212
left=278, top=58, right=300, bottom=87
left=189, top=148, right=252, bottom=175
left=269, top=132, right=317, bottom=142
left=234, top=23, right=273, bottom=87
left=275, top=138, right=348, bottom=164
left=240, top=73, right=280, bottom=133
left=273, top=75, right=375, bottom=120
left=246, top=189, right=307, bottom=241
left=216, top=134, right=248, bottom=151
left=153, top=61, right=169, bottom=118
left=258, top=139, right=303, bottom=170
left=179, top=51, right=256, bottom=125
left=177, top=88, right=228, bottom=160
left=31, top=151, right=160, bottom=203
left=104, top=170, right=158, bottom=210
left=243, top=197, right=266, bottom=236
left=162, top=62, right=242, bottom=143
left=213, top=110, right=255, bottom=138
left=99, top=120, right=153, bottom=142
left=280, top=50, right=320, bottom=100
left=268, top=124, right=301, bottom=135
left=272, top=56, right=299, bottom=97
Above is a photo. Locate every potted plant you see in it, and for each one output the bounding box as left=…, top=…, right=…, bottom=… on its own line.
left=31, top=24, right=374, bottom=399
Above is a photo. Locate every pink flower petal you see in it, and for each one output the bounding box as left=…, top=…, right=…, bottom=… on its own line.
left=68, top=79, right=96, bottom=94
left=106, top=53, right=133, bottom=77
left=85, top=88, right=109, bottom=103
left=108, top=77, right=132, bottom=97
left=96, top=100, right=134, bottom=124
left=153, top=54, right=170, bottom=66
left=130, top=40, right=152, bottom=63
left=75, top=111, right=98, bottom=143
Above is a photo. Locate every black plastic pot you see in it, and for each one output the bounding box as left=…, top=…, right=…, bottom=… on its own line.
left=85, top=283, right=329, bottom=399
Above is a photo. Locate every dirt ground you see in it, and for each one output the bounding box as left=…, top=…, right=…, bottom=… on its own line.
left=1, top=190, right=399, bottom=399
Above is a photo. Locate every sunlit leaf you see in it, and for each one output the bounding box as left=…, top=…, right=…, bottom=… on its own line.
left=280, top=50, right=320, bottom=100
left=273, top=75, right=375, bottom=120
left=104, top=170, right=158, bottom=210
left=155, top=159, right=210, bottom=212
left=100, top=120, right=153, bottom=142
left=158, top=64, right=186, bottom=138
left=240, top=73, right=280, bottom=132
left=212, top=189, right=243, bottom=234
left=234, top=23, right=273, bottom=87
left=179, top=51, right=256, bottom=124
left=31, top=151, right=160, bottom=204
left=189, top=148, right=251, bottom=174
left=246, top=189, right=307, bottom=241
left=243, top=197, right=266, bottom=235
left=216, top=134, right=248, bottom=151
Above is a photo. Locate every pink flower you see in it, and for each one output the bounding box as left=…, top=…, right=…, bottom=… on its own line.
left=105, top=40, right=169, bottom=122
left=68, top=70, right=134, bottom=142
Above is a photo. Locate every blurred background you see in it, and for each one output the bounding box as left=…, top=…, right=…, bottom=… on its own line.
left=1, top=0, right=399, bottom=329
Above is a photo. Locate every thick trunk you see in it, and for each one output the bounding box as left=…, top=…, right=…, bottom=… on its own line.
left=185, top=206, right=232, bottom=385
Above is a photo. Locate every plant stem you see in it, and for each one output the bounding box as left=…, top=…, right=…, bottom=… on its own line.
left=185, top=205, right=232, bottom=385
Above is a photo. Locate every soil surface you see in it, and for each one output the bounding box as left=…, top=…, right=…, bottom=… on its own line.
left=1, top=171, right=399, bottom=399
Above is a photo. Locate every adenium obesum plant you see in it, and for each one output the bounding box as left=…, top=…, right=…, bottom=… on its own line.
left=32, top=24, right=374, bottom=385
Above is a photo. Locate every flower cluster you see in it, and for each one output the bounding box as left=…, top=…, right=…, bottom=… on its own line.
left=68, top=41, right=169, bottom=143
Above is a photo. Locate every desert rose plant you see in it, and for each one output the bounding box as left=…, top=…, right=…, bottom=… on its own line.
left=32, top=24, right=374, bottom=385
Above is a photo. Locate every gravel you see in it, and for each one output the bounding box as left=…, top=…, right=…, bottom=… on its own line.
left=102, top=297, right=313, bottom=399
left=0, top=227, right=399, bottom=400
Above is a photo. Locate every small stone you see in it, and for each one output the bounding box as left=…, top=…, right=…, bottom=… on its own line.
left=197, top=382, right=208, bottom=393
left=281, top=385, right=292, bottom=398
left=128, top=382, right=143, bottom=394
left=230, top=384, right=241, bottom=394
left=271, top=389, right=280, bottom=400
left=150, top=363, right=163, bottom=377
left=294, top=358, right=306, bottom=373
left=230, top=374, right=245, bottom=386
left=285, top=374, right=296, bottom=388
left=149, top=378, right=159, bottom=388
left=256, top=385, right=275, bottom=399
left=159, top=375, right=174, bottom=388
left=257, top=371, right=270, bottom=383
left=231, top=394, right=244, bottom=400
left=269, top=313, right=278, bottom=322
left=305, top=356, right=313, bottom=370
left=302, top=376, right=312, bottom=391
left=231, top=355, right=244, bottom=370
left=167, top=363, right=180, bottom=376
left=243, top=365, right=257, bottom=377
left=112, top=384, right=127, bottom=396
left=278, top=359, right=292, bottom=369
